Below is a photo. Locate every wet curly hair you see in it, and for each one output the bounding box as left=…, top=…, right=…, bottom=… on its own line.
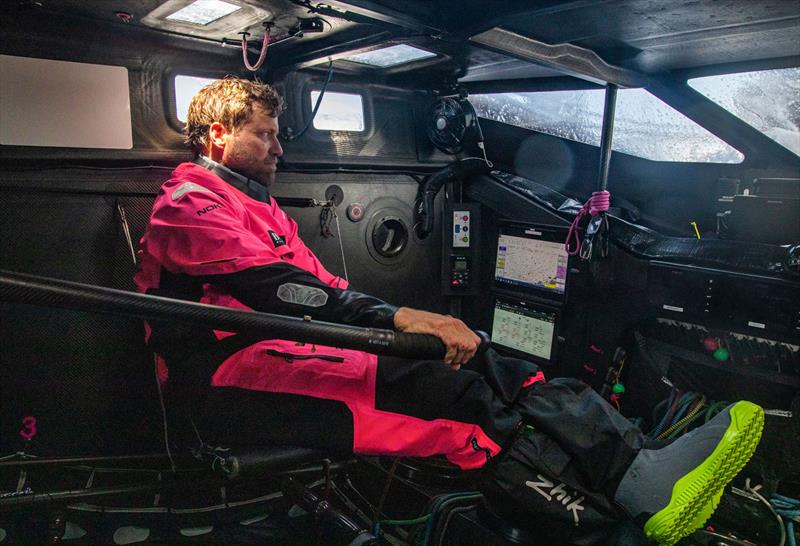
left=184, top=77, right=285, bottom=154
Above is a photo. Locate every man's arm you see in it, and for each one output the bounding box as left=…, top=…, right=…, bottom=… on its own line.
left=148, top=188, right=477, bottom=366
left=206, top=263, right=397, bottom=328
left=208, top=265, right=479, bottom=368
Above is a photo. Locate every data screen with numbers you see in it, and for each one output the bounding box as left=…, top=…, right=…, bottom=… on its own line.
left=494, top=224, right=569, bottom=299
left=491, top=298, right=557, bottom=362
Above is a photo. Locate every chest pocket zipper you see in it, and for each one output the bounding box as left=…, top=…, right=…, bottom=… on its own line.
left=265, top=349, right=345, bottom=363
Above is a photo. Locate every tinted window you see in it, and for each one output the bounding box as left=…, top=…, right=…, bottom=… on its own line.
left=689, top=68, right=800, bottom=157
left=310, top=91, right=365, bottom=132
left=470, top=89, right=743, bottom=163
left=174, top=75, right=218, bottom=123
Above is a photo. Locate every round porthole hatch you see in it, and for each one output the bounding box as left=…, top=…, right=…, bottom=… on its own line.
left=371, top=216, right=408, bottom=258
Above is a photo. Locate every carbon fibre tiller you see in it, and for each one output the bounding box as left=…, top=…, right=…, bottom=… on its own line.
left=0, top=270, right=488, bottom=361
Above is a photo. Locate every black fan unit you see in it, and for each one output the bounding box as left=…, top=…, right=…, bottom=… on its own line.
left=426, top=96, right=478, bottom=154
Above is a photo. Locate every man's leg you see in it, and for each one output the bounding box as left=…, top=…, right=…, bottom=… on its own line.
left=198, top=343, right=764, bottom=545
left=201, top=344, right=536, bottom=470
left=377, top=352, right=647, bottom=543
left=514, top=378, right=645, bottom=494
left=373, top=349, right=539, bottom=455
left=513, top=378, right=764, bottom=545
left=479, top=424, right=641, bottom=545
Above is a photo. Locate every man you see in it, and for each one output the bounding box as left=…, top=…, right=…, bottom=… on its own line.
left=135, top=78, right=763, bottom=545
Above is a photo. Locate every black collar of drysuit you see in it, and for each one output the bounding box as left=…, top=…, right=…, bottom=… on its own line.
left=193, top=155, right=270, bottom=203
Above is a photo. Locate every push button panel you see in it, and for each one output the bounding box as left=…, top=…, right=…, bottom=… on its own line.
left=453, top=211, right=470, bottom=248
left=443, top=204, right=479, bottom=296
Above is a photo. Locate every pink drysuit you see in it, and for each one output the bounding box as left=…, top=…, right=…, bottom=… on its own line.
left=135, top=162, right=540, bottom=469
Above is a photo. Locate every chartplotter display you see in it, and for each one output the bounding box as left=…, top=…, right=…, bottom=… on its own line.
left=494, top=224, right=569, bottom=299
left=491, top=298, right=557, bottom=362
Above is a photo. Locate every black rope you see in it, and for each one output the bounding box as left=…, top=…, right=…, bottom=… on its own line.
left=284, top=60, right=335, bottom=141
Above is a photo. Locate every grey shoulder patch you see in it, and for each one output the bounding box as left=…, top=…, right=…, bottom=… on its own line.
left=277, top=283, right=329, bottom=308
left=171, top=182, right=217, bottom=201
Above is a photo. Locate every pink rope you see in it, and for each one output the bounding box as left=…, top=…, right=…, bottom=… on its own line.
left=242, top=30, right=270, bottom=71
left=565, top=191, right=610, bottom=255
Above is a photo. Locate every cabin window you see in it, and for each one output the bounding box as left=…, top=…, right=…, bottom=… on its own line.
left=310, top=91, right=365, bottom=132
left=174, top=75, right=218, bottom=123
left=165, top=0, right=241, bottom=25
left=341, top=45, right=437, bottom=68
left=689, top=67, right=800, bottom=157
left=0, top=55, right=133, bottom=149
left=469, top=89, right=744, bottom=163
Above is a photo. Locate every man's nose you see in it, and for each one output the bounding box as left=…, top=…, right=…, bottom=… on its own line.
left=272, top=138, right=284, bottom=158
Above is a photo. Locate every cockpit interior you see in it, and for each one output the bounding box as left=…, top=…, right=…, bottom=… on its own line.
left=1, top=1, right=799, bottom=544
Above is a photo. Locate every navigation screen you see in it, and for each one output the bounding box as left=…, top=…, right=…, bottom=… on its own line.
left=491, top=300, right=556, bottom=361
left=495, top=233, right=568, bottom=296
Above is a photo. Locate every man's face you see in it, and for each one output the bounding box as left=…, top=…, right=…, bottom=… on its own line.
left=220, top=105, right=283, bottom=186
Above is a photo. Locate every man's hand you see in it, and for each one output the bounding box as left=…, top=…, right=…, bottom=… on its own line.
left=393, top=307, right=480, bottom=370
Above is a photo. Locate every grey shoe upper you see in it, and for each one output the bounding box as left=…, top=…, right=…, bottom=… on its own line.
left=614, top=405, right=733, bottom=518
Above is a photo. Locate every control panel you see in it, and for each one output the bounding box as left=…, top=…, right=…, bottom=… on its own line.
left=648, top=261, right=800, bottom=339
left=645, top=261, right=800, bottom=407
left=449, top=255, right=471, bottom=289
left=442, top=203, right=480, bottom=296
left=638, top=318, right=800, bottom=408
left=452, top=210, right=471, bottom=248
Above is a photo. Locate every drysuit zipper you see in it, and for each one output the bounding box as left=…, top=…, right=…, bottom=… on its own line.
left=265, top=349, right=345, bottom=363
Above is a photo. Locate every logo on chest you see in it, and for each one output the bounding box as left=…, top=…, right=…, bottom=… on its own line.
left=197, top=202, right=224, bottom=216
left=268, top=230, right=286, bottom=248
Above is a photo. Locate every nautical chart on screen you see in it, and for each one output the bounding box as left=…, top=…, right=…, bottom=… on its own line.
left=495, top=232, right=568, bottom=296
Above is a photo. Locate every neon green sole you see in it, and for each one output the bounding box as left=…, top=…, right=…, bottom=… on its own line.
left=643, top=401, right=764, bottom=546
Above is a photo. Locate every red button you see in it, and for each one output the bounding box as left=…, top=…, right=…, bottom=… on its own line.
left=462, top=215, right=469, bottom=221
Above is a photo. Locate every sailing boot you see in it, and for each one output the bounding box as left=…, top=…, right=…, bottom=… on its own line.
left=614, top=401, right=764, bottom=545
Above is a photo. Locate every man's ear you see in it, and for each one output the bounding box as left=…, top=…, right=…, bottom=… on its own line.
left=208, top=121, right=229, bottom=150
